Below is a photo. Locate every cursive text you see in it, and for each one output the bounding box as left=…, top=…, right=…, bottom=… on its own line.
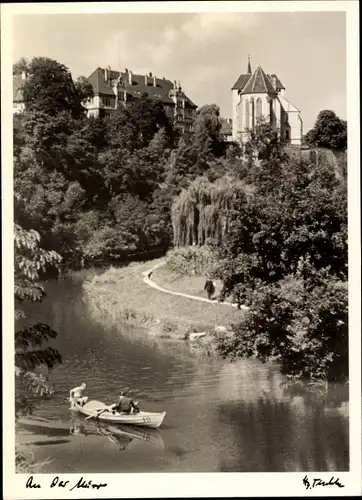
left=26, top=475, right=107, bottom=491
left=303, top=475, right=345, bottom=490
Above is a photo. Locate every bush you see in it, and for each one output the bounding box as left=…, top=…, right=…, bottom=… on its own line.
left=215, top=273, right=348, bottom=385
left=166, top=245, right=219, bottom=276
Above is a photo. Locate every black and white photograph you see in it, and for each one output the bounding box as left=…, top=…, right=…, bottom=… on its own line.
left=2, top=1, right=361, bottom=498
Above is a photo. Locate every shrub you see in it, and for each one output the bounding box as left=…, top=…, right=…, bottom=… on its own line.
left=166, top=244, right=219, bottom=276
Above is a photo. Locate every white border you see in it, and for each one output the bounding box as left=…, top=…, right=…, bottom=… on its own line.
left=2, top=2, right=360, bottom=498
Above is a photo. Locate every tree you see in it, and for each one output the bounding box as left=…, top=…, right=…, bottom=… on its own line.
left=15, top=224, right=63, bottom=411
left=105, top=95, right=175, bottom=152
left=13, top=57, right=29, bottom=75
left=304, top=110, right=347, bottom=151
left=171, top=175, right=250, bottom=247
left=192, top=104, right=224, bottom=157
left=215, top=273, right=348, bottom=385
left=22, top=57, right=92, bottom=118
left=214, top=121, right=347, bottom=385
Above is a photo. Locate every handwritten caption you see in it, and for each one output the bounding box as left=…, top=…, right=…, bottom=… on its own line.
left=26, top=475, right=107, bottom=491
left=303, top=475, right=345, bottom=490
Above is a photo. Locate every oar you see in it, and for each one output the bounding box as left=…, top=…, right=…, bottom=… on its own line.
left=85, top=407, right=109, bottom=420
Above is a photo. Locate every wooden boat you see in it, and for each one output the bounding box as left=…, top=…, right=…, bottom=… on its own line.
left=70, top=399, right=166, bottom=429
left=17, top=416, right=164, bottom=449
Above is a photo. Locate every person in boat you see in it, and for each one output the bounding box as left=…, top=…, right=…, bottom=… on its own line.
left=69, top=382, right=88, bottom=407
left=204, top=276, right=215, bottom=300
left=111, top=391, right=140, bottom=415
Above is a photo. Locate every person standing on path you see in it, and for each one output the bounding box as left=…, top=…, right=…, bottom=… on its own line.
left=204, top=276, right=215, bottom=300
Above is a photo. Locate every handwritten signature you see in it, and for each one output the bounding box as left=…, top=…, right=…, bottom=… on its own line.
left=26, top=475, right=107, bottom=491
left=303, top=475, right=345, bottom=490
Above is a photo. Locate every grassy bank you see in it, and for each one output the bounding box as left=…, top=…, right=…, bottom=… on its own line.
left=83, top=259, right=244, bottom=339
left=152, top=263, right=232, bottom=302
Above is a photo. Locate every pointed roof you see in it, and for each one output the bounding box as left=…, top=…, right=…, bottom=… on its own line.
left=241, top=66, right=277, bottom=95
left=267, top=73, right=285, bottom=90
left=232, top=74, right=252, bottom=90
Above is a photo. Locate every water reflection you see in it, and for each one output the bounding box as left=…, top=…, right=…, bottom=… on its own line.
left=18, top=415, right=165, bottom=453
left=217, top=395, right=349, bottom=472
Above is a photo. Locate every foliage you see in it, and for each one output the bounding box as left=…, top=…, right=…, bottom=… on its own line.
left=171, top=175, right=251, bottom=247
left=215, top=274, right=347, bottom=384
left=14, top=223, right=62, bottom=413
left=20, top=57, right=93, bottom=118
left=215, top=123, right=348, bottom=384
left=13, top=57, right=30, bottom=75
left=217, top=158, right=347, bottom=305
left=166, top=245, right=219, bottom=277
left=14, top=57, right=177, bottom=263
left=304, top=110, right=347, bottom=151
left=164, top=104, right=228, bottom=196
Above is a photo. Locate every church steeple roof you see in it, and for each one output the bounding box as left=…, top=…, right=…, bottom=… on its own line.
left=247, top=55, right=252, bottom=74
left=241, top=65, right=277, bottom=95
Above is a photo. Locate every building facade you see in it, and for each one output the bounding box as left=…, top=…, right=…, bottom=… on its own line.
left=12, top=71, right=27, bottom=114
left=85, top=66, right=197, bottom=134
left=12, top=66, right=198, bottom=134
left=232, top=58, right=302, bottom=145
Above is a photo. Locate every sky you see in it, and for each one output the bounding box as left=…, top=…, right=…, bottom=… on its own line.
left=12, top=11, right=346, bottom=132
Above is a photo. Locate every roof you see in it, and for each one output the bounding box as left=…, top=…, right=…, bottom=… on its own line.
left=87, top=68, right=115, bottom=96
left=267, top=73, right=285, bottom=90
left=278, top=94, right=300, bottom=113
left=126, top=84, right=175, bottom=104
left=13, top=75, right=25, bottom=102
left=241, top=66, right=277, bottom=95
left=232, top=74, right=252, bottom=90
left=232, top=67, right=285, bottom=92
left=87, top=67, right=197, bottom=108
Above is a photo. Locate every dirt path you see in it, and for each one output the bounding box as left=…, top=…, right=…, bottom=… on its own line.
left=142, top=260, right=249, bottom=311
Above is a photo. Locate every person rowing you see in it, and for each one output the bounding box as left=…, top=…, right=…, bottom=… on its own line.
left=69, top=382, right=88, bottom=407
left=111, top=391, right=140, bottom=415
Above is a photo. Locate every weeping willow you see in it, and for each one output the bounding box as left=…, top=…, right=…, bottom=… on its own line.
left=172, top=176, right=249, bottom=247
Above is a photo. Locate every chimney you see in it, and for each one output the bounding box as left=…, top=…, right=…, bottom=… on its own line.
left=174, top=80, right=177, bottom=89
left=153, top=75, right=156, bottom=87
left=129, top=70, right=133, bottom=85
left=104, top=67, right=108, bottom=82
left=145, top=74, right=148, bottom=85
left=271, top=75, right=277, bottom=90
left=125, top=68, right=128, bottom=73
left=21, top=70, right=27, bottom=80
left=149, top=72, right=152, bottom=77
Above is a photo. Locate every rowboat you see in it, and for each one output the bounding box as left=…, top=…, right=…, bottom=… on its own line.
left=17, top=416, right=165, bottom=449
left=70, top=399, right=166, bottom=429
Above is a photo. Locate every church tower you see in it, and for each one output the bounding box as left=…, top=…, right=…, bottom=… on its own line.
left=231, top=58, right=302, bottom=145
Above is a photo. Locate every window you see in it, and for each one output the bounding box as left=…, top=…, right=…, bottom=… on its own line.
left=245, top=100, right=250, bottom=128
left=256, top=98, right=262, bottom=119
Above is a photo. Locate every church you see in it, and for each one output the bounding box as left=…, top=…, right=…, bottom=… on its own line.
left=232, top=58, right=303, bottom=145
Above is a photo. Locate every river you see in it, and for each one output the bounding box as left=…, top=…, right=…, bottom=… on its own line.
left=16, top=270, right=349, bottom=473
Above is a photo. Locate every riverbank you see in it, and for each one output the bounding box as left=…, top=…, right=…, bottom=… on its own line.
left=83, top=259, right=245, bottom=339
